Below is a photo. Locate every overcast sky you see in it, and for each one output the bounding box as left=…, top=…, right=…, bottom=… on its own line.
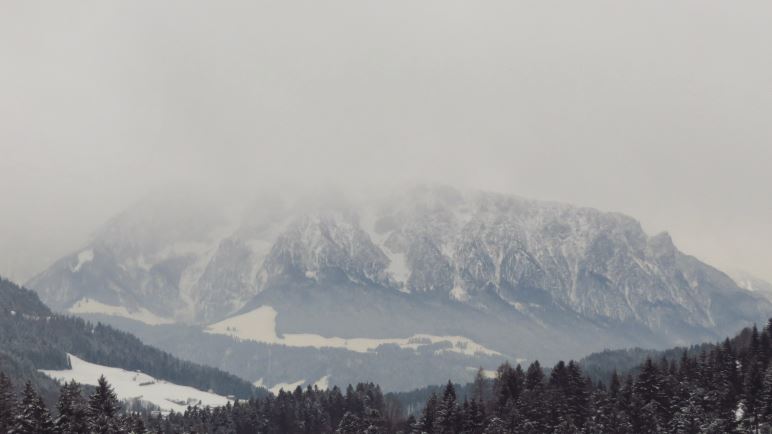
left=1, top=1, right=771, bottom=283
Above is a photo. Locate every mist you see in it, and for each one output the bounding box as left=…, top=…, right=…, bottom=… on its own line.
left=1, top=0, right=771, bottom=283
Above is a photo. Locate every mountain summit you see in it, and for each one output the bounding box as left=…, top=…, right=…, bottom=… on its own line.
left=27, top=186, right=771, bottom=363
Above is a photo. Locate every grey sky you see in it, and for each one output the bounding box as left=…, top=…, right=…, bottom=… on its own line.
left=1, top=1, right=771, bottom=283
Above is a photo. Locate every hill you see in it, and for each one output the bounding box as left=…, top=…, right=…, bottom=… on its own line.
left=0, top=277, right=265, bottom=402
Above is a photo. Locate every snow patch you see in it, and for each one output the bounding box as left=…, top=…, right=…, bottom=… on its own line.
left=71, top=249, right=94, bottom=272
left=255, top=375, right=330, bottom=394
left=450, top=286, right=469, bottom=302
left=206, top=306, right=502, bottom=357
left=313, top=375, right=330, bottom=390
left=268, top=379, right=305, bottom=395
left=385, top=250, right=410, bottom=284
left=40, top=354, right=231, bottom=413
left=359, top=209, right=410, bottom=286
left=69, top=298, right=173, bottom=326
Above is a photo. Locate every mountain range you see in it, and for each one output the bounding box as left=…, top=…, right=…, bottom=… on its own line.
left=25, top=185, right=772, bottom=391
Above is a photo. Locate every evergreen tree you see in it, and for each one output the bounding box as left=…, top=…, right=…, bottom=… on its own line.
left=336, top=411, right=366, bottom=434
left=0, top=372, right=16, bottom=433
left=433, top=381, right=458, bottom=434
left=743, top=355, right=763, bottom=430
left=87, top=375, right=122, bottom=434
left=471, top=367, right=489, bottom=405
left=565, top=361, right=589, bottom=428
left=761, top=364, right=772, bottom=426
left=524, top=361, right=544, bottom=391
left=124, top=413, right=148, bottom=434
left=466, top=399, right=485, bottom=434
left=55, top=380, right=88, bottom=434
left=634, top=358, right=660, bottom=406
left=11, top=381, right=54, bottom=434
left=493, top=362, right=523, bottom=414
left=593, top=384, right=632, bottom=434
left=670, top=394, right=706, bottom=434
left=549, top=361, right=568, bottom=390
left=481, top=417, right=507, bottom=434
left=413, top=393, right=438, bottom=434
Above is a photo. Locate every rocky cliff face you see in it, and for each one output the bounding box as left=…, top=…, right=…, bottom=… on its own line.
left=26, top=186, right=771, bottom=358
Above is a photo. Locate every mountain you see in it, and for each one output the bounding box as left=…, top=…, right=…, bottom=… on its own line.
left=0, top=277, right=264, bottom=404
left=26, top=185, right=772, bottom=390
left=731, top=270, right=772, bottom=303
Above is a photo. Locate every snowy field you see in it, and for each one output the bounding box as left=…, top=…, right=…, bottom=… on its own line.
left=205, top=305, right=502, bottom=357
left=68, top=298, right=174, bottom=326
left=40, top=354, right=231, bottom=413
left=254, top=375, right=330, bottom=395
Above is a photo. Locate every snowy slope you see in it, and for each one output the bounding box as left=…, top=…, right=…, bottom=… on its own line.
left=205, top=305, right=502, bottom=357
left=731, top=270, right=772, bottom=303
left=68, top=298, right=173, bottom=326
left=40, top=354, right=231, bottom=413
left=253, top=375, right=331, bottom=395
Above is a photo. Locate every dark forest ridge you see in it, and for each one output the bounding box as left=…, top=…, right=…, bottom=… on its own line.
left=0, top=277, right=265, bottom=403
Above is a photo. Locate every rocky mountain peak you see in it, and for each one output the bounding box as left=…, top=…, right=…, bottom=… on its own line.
left=24, top=186, right=770, bottom=352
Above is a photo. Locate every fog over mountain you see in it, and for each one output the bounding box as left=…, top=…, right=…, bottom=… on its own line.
left=1, top=0, right=771, bottom=286
left=19, top=184, right=771, bottom=391
left=4, top=2, right=772, bottom=431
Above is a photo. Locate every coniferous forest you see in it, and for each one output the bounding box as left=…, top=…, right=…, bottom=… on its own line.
left=3, top=320, right=772, bottom=433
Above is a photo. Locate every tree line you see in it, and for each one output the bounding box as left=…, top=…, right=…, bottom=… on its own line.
left=0, top=373, right=146, bottom=434
left=5, top=320, right=772, bottom=433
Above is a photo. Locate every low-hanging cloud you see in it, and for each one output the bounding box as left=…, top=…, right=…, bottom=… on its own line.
left=1, top=0, right=771, bottom=282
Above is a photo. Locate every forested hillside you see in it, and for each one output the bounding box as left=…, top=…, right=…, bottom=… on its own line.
left=0, top=278, right=264, bottom=401
left=5, top=295, right=772, bottom=432
left=402, top=320, right=772, bottom=433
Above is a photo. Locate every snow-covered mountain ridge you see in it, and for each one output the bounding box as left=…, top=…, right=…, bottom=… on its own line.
left=27, top=186, right=772, bottom=363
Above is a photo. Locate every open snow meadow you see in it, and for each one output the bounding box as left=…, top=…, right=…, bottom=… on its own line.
left=40, top=354, right=231, bottom=413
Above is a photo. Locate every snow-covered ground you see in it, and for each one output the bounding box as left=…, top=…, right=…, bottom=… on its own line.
left=68, top=298, right=173, bottom=326
left=40, top=354, right=230, bottom=413
left=254, top=375, right=331, bottom=395
left=71, top=249, right=94, bottom=272
left=205, top=305, right=502, bottom=357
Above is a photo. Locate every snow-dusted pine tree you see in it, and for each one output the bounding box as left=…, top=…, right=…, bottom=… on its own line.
left=0, top=373, right=15, bottom=433
left=11, top=381, right=54, bottom=434
left=87, top=375, right=122, bottom=434
left=55, top=380, right=87, bottom=434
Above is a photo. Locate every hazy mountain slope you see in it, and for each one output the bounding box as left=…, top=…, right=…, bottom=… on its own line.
left=732, top=270, right=772, bottom=303
left=0, top=277, right=264, bottom=399
left=25, top=186, right=772, bottom=384
left=84, top=314, right=506, bottom=393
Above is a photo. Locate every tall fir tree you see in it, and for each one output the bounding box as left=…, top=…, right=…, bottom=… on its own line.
left=336, top=411, right=366, bottom=434
left=87, top=375, right=122, bottom=434
left=471, top=367, right=488, bottom=405
left=55, top=380, right=88, bottom=434
left=565, top=361, right=589, bottom=428
left=761, top=364, right=772, bottom=426
left=0, top=373, right=16, bottom=434
left=413, top=393, right=438, bottom=434
left=433, top=381, right=458, bottom=434
left=11, top=381, right=54, bottom=434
